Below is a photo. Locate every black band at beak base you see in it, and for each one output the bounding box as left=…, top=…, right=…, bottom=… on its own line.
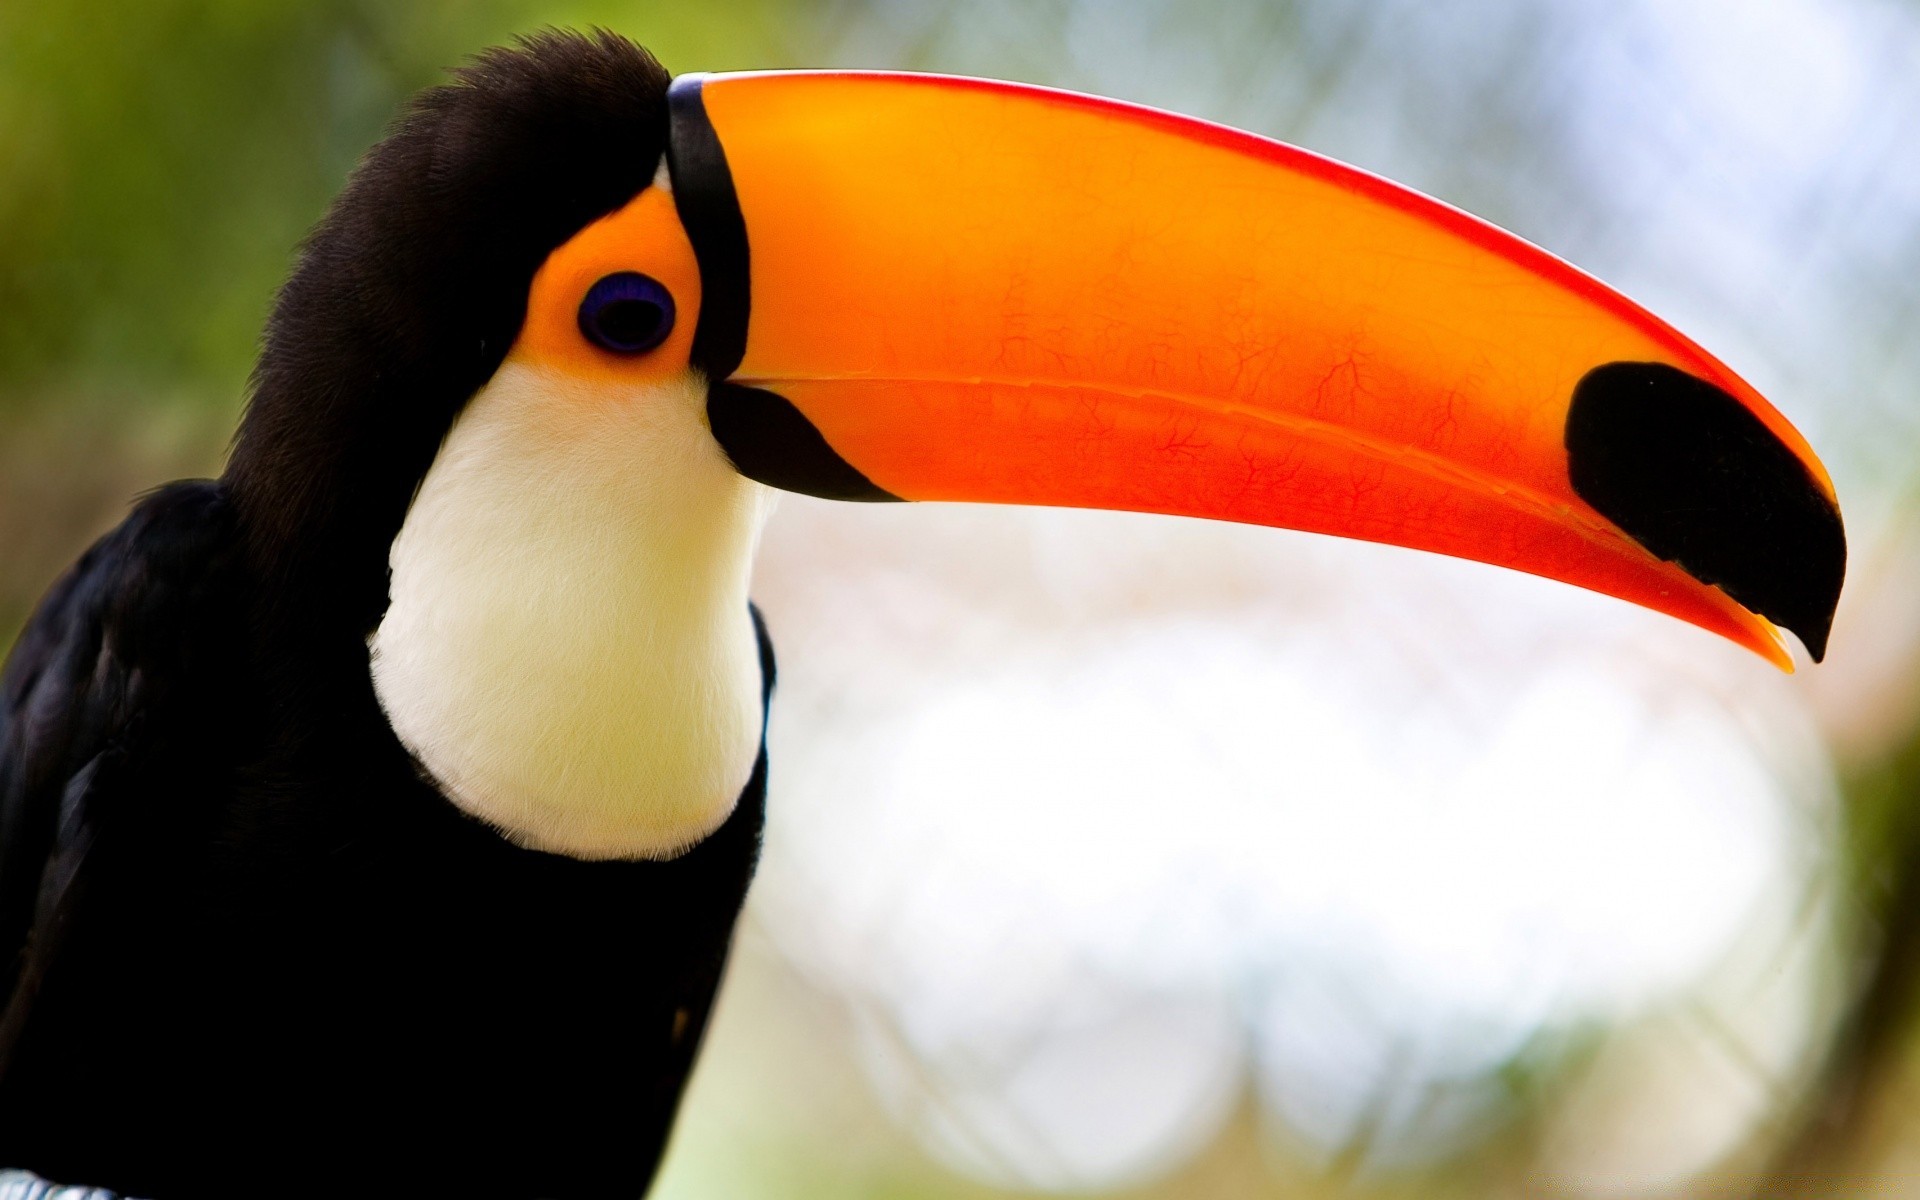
left=666, top=75, right=751, bottom=380
left=668, top=75, right=897, bottom=503
left=707, top=383, right=899, bottom=501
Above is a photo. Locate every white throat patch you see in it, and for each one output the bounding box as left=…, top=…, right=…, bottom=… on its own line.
left=370, top=361, right=773, bottom=860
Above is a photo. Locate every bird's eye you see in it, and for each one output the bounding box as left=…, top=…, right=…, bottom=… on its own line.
left=578, top=272, right=676, bottom=355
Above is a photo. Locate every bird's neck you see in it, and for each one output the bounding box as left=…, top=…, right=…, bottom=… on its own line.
left=369, top=361, right=773, bottom=860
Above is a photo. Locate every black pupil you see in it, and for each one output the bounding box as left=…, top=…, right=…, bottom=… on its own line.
left=579, top=272, right=675, bottom=354
left=598, top=299, right=665, bottom=348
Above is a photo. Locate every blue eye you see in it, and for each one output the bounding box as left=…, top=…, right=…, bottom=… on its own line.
left=578, top=272, right=676, bottom=354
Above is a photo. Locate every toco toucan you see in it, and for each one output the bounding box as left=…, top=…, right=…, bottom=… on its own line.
left=0, top=30, right=1843, bottom=1199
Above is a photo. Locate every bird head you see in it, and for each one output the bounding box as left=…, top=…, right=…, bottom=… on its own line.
left=225, top=32, right=1844, bottom=859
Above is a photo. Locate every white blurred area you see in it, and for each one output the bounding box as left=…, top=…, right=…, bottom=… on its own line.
left=656, top=0, right=1920, bottom=1195
left=731, top=503, right=1835, bottom=1195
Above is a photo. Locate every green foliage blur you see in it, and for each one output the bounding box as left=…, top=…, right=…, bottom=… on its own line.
left=0, top=0, right=797, bottom=403
left=0, top=0, right=806, bottom=638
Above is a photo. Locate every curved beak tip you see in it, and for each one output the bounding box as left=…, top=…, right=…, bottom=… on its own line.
left=1565, top=362, right=1845, bottom=663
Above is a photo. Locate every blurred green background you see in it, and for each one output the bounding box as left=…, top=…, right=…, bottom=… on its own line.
left=6, top=1, right=1920, bottom=1196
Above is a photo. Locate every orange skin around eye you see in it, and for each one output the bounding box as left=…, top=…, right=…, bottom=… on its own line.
left=510, top=183, right=703, bottom=383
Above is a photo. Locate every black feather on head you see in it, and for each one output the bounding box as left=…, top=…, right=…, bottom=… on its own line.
left=227, top=30, right=669, bottom=659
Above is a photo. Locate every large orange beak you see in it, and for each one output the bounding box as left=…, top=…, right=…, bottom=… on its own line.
left=665, top=71, right=1844, bottom=668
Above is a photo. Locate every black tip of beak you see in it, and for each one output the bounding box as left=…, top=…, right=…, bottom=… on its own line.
left=1567, top=362, right=1846, bottom=662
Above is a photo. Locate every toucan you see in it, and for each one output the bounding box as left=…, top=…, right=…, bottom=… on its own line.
left=0, top=30, right=1844, bottom=1200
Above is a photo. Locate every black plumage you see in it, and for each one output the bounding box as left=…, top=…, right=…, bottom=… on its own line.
left=0, top=33, right=765, bottom=1197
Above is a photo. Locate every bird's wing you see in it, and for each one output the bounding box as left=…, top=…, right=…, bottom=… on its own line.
left=0, top=481, right=239, bottom=1068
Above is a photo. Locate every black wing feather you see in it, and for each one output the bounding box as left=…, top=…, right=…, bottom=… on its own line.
left=0, top=481, right=239, bottom=1068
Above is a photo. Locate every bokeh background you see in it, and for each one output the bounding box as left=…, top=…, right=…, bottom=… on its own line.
left=5, top=1, right=1920, bottom=1195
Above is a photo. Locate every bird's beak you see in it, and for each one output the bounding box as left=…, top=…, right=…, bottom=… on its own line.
left=665, top=71, right=1844, bottom=668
